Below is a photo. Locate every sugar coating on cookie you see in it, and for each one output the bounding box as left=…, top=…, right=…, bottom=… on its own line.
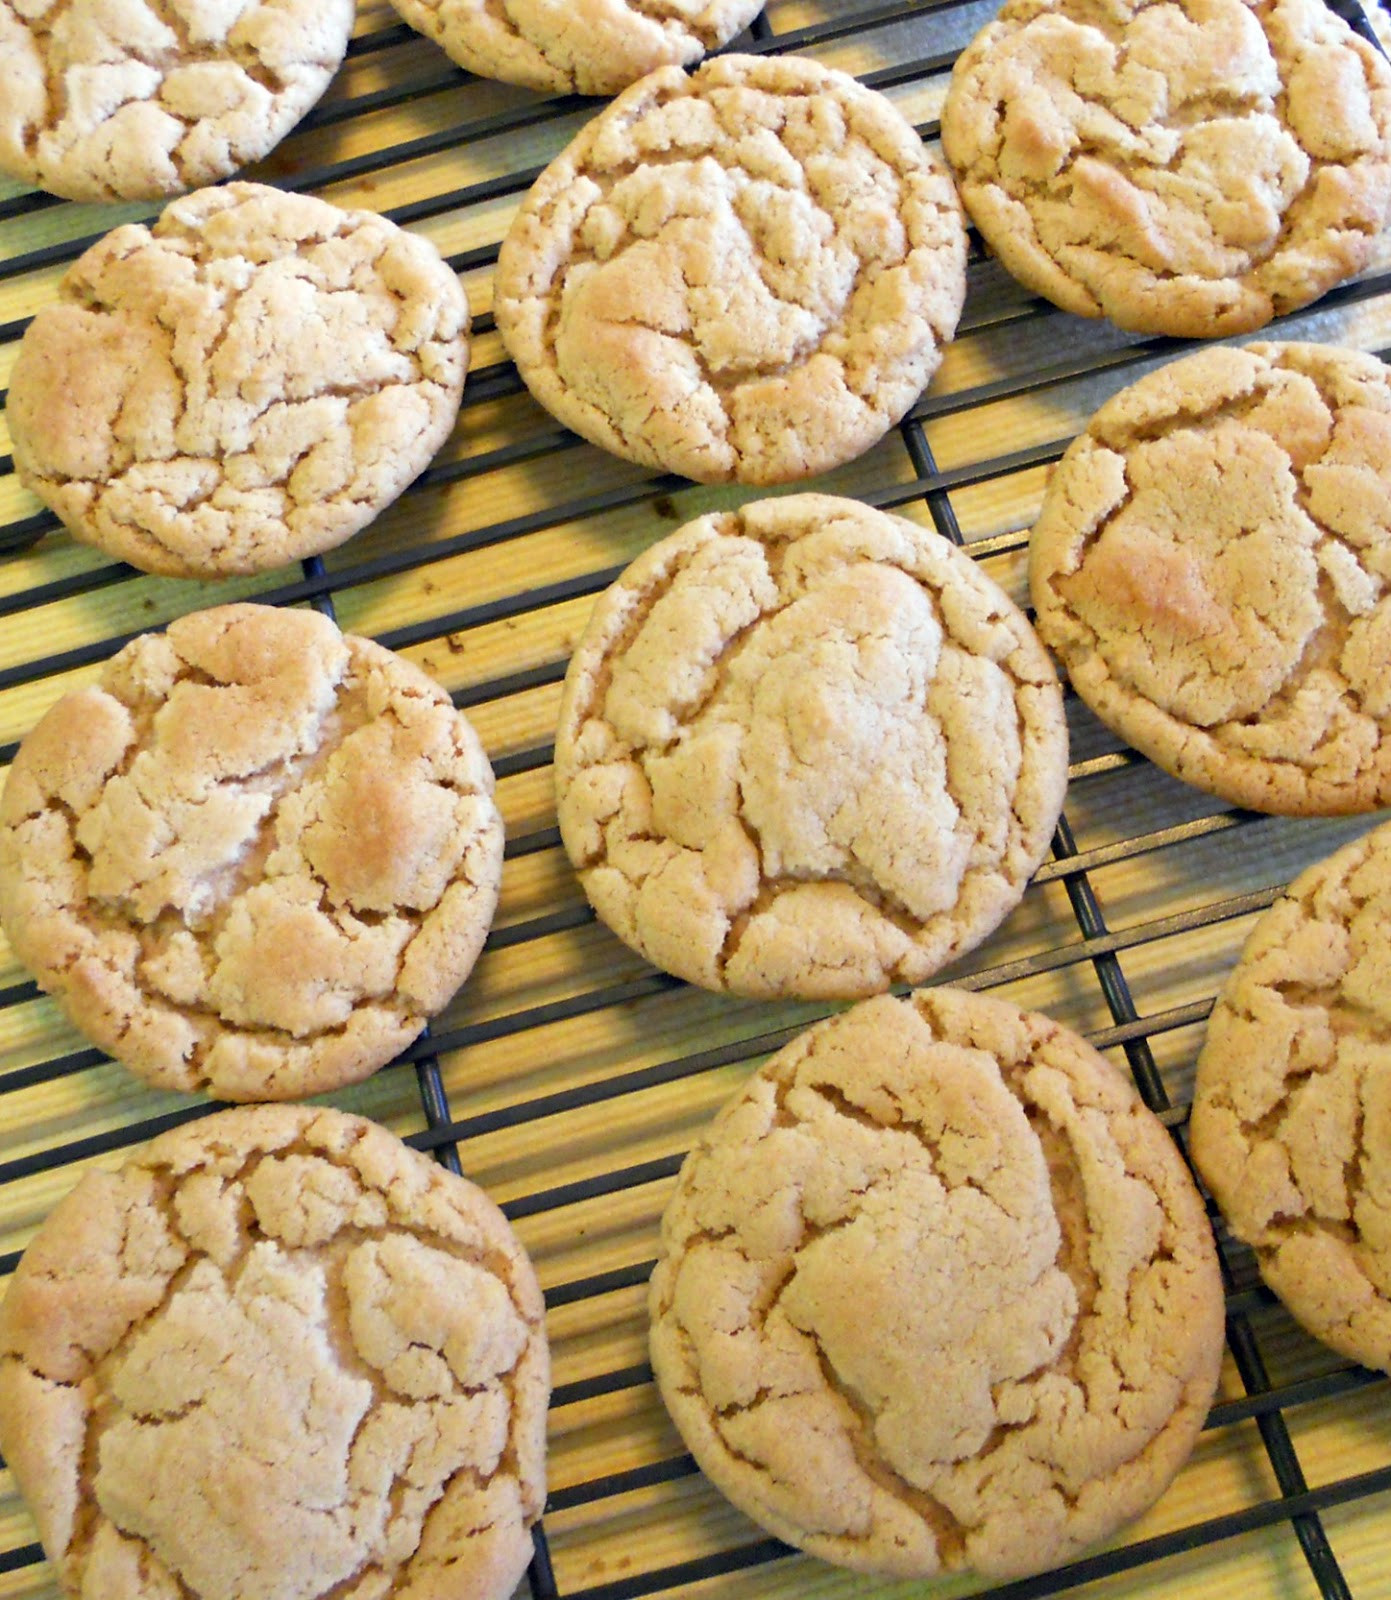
left=941, top=0, right=1391, bottom=338
left=387, top=0, right=764, bottom=96
left=555, top=495, right=1068, bottom=999
left=650, top=988, right=1225, bottom=1578
left=1030, top=342, right=1391, bottom=814
left=0, top=0, right=354, bottom=202
left=9, top=183, right=469, bottom=578
left=494, top=55, right=967, bottom=485
left=0, top=1105, right=549, bottom=1600
left=1191, top=819, right=1391, bottom=1372
left=0, top=603, right=503, bottom=1100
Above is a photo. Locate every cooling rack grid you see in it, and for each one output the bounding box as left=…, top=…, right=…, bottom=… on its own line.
left=2, top=1, right=1391, bottom=1596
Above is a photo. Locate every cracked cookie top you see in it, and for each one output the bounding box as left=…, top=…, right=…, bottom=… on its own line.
left=8, top=183, right=470, bottom=578
left=493, top=54, right=967, bottom=485
left=0, top=603, right=504, bottom=1101
left=1190, top=818, right=1391, bottom=1373
left=554, top=495, right=1069, bottom=1000
left=1029, top=342, right=1391, bottom=814
left=940, top=0, right=1391, bottom=338
left=0, top=1104, right=549, bottom=1600
left=0, top=0, right=354, bottom=202
left=649, top=988, right=1225, bottom=1579
left=386, top=0, right=764, bottom=96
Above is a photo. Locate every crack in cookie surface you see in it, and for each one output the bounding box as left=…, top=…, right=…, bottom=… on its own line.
left=494, top=55, right=967, bottom=486
left=940, top=0, right=1391, bottom=337
left=0, top=0, right=355, bottom=201
left=648, top=988, right=1225, bottom=1580
left=1191, top=817, right=1391, bottom=1371
left=0, top=1106, right=549, bottom=1600
left=1029, top=341, right=1391, bottom=814
left=8, top=183, right=470, bottom=578
left=554, top=494, right=1068, bottom=999
left=0, top=603, right=504, bottom=1100
left=387, top=0, right=764, bottom=95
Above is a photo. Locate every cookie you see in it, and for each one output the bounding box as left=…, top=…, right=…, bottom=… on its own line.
left=0, top=0, right=354, bottom=203
left=0, top=603, right=503, bottom=1101
left=555, top=494, right=1068, bottom=999
left=1029, top=341, right=1391, bottom=815
left=650, top=987, right=1225, bottom=1579
left=494, top=55, right=967, bottom=485
left=387, top=0, right=764, bottom=96
left=1190, top=818, right=1391, bottom=1372
left=8, top=183, right=469, bottom=578
left=940, top=0, right=1391, bottom=338
left=0, top=1104, right=549, bottom=1600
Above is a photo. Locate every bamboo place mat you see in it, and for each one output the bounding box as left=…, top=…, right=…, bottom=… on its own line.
left=3, top=2, right=1391, bottom=1598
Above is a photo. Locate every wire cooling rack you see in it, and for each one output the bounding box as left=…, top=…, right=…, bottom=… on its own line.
left=3, top=2, right=1391, bottom=1597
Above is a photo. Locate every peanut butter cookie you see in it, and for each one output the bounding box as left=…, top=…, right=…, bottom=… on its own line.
left=1030, top=342, right=1391, bottom=814
left=1191, top=818, right=1391, bottom=1373
left=387, top=0, right=764, bottom=96
left=9, top=183, right=469, bottom=578
left=555, top=495, right=1068, bottom=999
left=941, top=0, right=1391, bottom=338
left=494, top=55, right=967, bottom=485
left=0, top=603, right=504, bottom=1100
left=0, top=0, right=354, bottom=202
left=0, top=1104, right=549, bottom=1600
left=650, top=988, right=1225, bottom=1579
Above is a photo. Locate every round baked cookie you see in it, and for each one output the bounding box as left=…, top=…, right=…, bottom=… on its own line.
left=555, top=494, right=1069, bottom=999
left=1030, top=341, right=1391, bottom=815
left=0, top=603, right=504, bottom=1101
left=0, top=1104, right=549, bottom=1600
left=940, top=0, right=1391, bottom=338
left=494, top=55, right=967, bottom=485
left=1191, top=818, right=1391, bottom=1372
left=387, top=0, right=764, bottom=95
left=9, top=183, right=469, bottom=578
left=650, top=987, right=1225, bottom=1579
left=0, top=0, right=354, bottom=203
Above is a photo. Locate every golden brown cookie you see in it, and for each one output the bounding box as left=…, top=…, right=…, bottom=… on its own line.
left=1191, top=817, right=1391, bottom=1373
left=0, top=1104, right=550, bottom=1600
left=494, top=54, right=967, bottom=485
left=650, top=987, right=1226, bottom=1579
left=0, top=0, right=354, bottom=202
left=9, top=183, right=469, bottom=578
left=555, top=494, right=1068, bottom=999
left=387, top=0, right=764, bottom=96
left=0, top=603, right=504, bottom=1101
left=1029, top=341, right=1391, bottom=814
left=940, top=0, right=1391, bottom=338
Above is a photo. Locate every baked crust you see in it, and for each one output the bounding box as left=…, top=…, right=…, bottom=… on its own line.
left=1030, top=341, right=1391, bottom=814
left=0, top=1105, right=549, bottom=1600
left=555, top=494, right=1068, bottom=998
left=0, top=0, right=355, bottom=202
left=1191, top=816, right=1391, bottom=1372
left=0, top=603, right=503, bottom=1100
left=650, top=988, right=1225, bottom=1578
left=9, top=184, right=469, bottom=578
left=495, top=55, right=966, bottom=485
left=942, top=0, right=1391, bottom=337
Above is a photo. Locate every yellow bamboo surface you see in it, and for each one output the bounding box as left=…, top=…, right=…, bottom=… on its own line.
left=3, top=2, right=1391, bottom=1598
